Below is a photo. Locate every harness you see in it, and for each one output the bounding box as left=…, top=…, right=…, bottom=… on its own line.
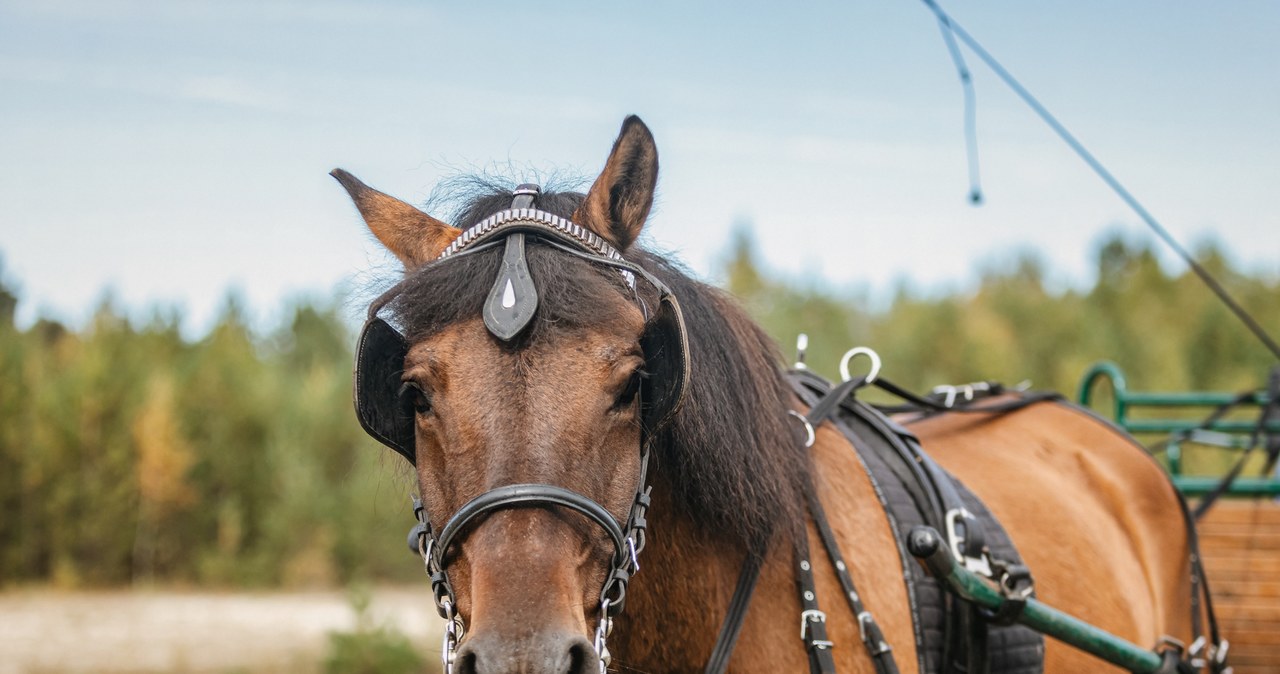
left=789, top=366, right=1047, bottom=674
left=351, top=187, right=1223, bottom=674
left=354, top=185, right=689, bottom=673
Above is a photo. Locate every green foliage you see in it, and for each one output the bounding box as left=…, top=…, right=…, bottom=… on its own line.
left=0, top=233, right=1276, bottom=588
left=0, top=261, right=417, bottom=588
left=723, top=230, right=1280, bottom=399
left=322, top=586, right=429, bottom=674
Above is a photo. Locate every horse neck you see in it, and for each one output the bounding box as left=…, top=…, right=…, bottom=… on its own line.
left=611, top=475, right=774, bottom=669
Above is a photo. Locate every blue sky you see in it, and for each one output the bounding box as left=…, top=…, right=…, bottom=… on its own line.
left=2, top=0, right=1277, bottom=333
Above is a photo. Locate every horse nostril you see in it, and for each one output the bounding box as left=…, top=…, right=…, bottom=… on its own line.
left=454, top=632, right=598, bottom=674
left=561, top=636, right=599, bottom=674
left=452, top=647, right=477, bottom=674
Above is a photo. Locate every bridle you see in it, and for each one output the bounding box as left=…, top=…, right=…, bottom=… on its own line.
left=352, top=185, right=690, bottom=673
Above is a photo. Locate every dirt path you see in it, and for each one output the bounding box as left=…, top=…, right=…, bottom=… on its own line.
left=0, top=587, right=443, bottom=673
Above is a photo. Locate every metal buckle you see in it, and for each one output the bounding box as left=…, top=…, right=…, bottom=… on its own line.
left=1212, top=639, right=1230, bottom=671
left=800, top=609, right=826, bottom=639
left=856, top=611, right=873, bottom=642
left=1187, top=636, right=1207, bottom=669
left=857, top=612, right=892, bottom=655
left=944, top=508, right=992, bottom=576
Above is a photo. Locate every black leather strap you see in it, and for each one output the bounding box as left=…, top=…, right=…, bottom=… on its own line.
left=806, top=487, right=899, bottom=674
left=795, top=537, right=838, bottom=674
left=435, top=483, right=628, bottom=567
left=703, top=550, right=766, bottom=674
left=1192, top=367, right=1280, bottom=520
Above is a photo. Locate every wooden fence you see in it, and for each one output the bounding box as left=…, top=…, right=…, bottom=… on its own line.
left=1198, top=499, right=1280, bottom=673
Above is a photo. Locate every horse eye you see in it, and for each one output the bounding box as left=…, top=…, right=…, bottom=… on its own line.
left=398, top=381, right=432, bottom=415
left=615, top=370, right=643, bottom=408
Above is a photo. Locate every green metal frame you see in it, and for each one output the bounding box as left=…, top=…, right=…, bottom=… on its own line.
left=1077, top=361, right=1280, bottom=497
left=908, top=527, right=1173, bottom=674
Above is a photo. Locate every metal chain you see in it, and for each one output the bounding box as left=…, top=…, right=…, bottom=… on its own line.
left=412, top=490, right=649, bottom=674
left=592, top=598, right=614, bottom=674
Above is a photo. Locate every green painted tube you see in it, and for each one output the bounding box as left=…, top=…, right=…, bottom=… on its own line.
left=907, top=527, right=1165, bottom=674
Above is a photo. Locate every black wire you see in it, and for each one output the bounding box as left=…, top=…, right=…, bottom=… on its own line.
left=918, top=0, right=1280, bottom=362
left=936, top=15, right=983, bottom=205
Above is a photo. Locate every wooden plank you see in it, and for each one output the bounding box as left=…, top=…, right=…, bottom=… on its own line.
left=1210, top=602, right=1280, bottom=622
left=1215, top=628, right=1280, bottom=647
left=1200, top=554, right=1280, bottom=575
left=1196, top=521, right=1280, bottom=536
left=1227, top=652, right=1280, bottom=668
left=1203, top=567, right=1280, bottom=584
left=1201, top=501, right=1280, bottom=674
left=1196, top=500, right=1280, bottom=525
left=1200, top=531, right=1280, bottom=551
left=1212, top=580, right=1280, bottom=599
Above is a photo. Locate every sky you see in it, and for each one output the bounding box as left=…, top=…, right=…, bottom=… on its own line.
left=1, top=0, right=1277, bottom=334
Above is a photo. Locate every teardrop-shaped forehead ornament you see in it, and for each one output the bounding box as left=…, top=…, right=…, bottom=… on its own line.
left=481, top=184, right=540, bottom=340
left=437, top=183, right=638, bottom=341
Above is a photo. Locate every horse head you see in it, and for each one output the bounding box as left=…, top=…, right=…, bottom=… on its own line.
left=334, top=117, right=682, bottom=674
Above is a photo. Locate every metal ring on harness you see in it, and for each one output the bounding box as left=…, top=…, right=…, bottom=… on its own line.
left=789, top=410, right=816, bottom=448
left=840, top=347, right=882, bottom=385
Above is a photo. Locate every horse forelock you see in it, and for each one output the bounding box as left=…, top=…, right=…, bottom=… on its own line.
left=376, top=177, right=809, bottom=551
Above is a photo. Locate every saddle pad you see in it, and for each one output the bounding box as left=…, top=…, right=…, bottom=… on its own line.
left=790, top=371, right=1044, bottom=674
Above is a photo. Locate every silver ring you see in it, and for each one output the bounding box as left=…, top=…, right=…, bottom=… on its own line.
left=788, top=410, right=816, bottom=448
left=839, top=347, right=882, bottom=384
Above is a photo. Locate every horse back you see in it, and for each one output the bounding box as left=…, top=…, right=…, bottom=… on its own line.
left=908, top=398, right=1194, bottom=668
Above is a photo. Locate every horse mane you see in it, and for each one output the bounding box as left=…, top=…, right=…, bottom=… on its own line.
left=382, top=179, right=809, bottom=550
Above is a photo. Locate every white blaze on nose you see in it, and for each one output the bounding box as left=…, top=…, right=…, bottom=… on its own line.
left=501, top=278, right=516, bottom=308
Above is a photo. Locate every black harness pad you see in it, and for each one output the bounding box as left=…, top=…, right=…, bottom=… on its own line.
left=790, top=370, right=1044, bottom=674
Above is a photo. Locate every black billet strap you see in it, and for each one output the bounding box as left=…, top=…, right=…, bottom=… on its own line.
left=806, top=485, right=899, bottom=674
left=435, top=483, right=629, bottom=568
left=703, top=549, right=766, bottom=674
left=795, top=537, right=837, bottom=674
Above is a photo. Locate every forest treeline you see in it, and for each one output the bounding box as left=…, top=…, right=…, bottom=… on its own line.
left=1, top=233, right=1277, bottom=587
left=723, top=232, right=1279, bottom=397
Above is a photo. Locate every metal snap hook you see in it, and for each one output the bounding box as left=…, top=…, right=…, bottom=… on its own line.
left=839, top=347, right=882, bottom=385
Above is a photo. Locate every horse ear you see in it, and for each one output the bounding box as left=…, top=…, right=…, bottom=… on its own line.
left=330, top=169, right=461, bottom=268
left=573, top=116, right=658, bottom=253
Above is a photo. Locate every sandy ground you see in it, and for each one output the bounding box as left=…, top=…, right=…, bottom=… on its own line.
left=0, top=587, right=444, bottom=673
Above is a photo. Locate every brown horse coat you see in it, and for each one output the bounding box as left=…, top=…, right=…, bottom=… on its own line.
left=336, top=116, right=1195, bottom=674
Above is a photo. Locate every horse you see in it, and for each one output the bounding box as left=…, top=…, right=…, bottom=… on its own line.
left=332, top=116, right=1197, bottom=674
